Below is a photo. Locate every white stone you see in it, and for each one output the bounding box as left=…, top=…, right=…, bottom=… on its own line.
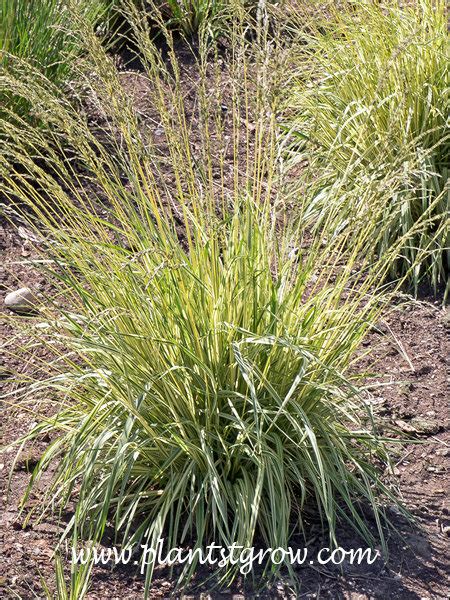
left=288, top=246, right=299, bottom=261
left=4, top=287, right=36, bottom=313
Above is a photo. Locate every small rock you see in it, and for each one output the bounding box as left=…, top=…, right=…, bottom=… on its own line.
left=410, top=417, right=442, bottom=435
left=4, top=287, right=37, bottom=313
left=395, top=417, right=442, bottom=436
left=14, top=451, right=39, bottom=472
left=394, top=419, right=416, bottom=433
left=288, top=246, right=299, bottom=261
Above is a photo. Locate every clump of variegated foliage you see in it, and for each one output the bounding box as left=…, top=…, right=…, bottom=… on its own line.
left=288, top=0, right=449, bottom=294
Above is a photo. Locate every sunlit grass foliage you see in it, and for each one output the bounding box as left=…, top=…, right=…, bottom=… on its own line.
left=0, top=0, right=114, bottom=117
left=288, top=0, right=449, bottom=294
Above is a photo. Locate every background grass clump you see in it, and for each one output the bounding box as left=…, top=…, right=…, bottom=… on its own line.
left=140, top=0, right=269, bottom=38
left=0, top=0, right=115, bottom=118
left=288, top=0, right=449, bottom=294
left=154, top=0, right=227, bottom=36
left=1, top=6, right=407, bottom=593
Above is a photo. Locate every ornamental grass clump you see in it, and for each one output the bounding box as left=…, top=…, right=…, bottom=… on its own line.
left=156, top=0, right=227, bottom=36
left=287, top=0, right=449, bottom=294
left=0, top=0, right=114, bottom=119
left=148, top=0, right=266, bottom=37
left=1, top=4, right=406, bottom=593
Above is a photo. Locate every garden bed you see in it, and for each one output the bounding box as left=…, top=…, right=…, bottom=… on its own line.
left=1, top=5, right=449, bottom=598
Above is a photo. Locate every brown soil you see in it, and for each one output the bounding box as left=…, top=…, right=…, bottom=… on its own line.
left=1, top=41, right=449, bottom=600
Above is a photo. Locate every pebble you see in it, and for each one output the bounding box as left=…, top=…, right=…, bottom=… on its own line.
left=4, top=287, right=36, bottom=313
left=288, top=246, right=299, bottom=260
